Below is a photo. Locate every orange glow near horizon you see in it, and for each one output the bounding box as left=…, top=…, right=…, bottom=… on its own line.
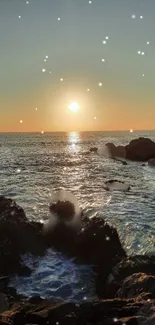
left=1, top=2, right=155, bottom=133
left=1, top=88, right=155, bottom=132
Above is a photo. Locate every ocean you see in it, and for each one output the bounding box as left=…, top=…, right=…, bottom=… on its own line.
left=1, top=130, right=155, bottom=302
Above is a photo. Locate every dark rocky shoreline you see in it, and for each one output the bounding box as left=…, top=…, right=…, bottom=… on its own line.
left=1, top=195, right=155, bottom=324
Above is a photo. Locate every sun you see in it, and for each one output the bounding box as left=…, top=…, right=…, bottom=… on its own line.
left=68, top=102, right=80, bottom=112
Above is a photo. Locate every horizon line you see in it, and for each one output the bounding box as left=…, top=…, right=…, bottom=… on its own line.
left=0, top=129, right=155, bottom=134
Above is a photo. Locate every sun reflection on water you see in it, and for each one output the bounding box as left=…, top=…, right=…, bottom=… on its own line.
left=68, top=132, right=80, bottom=153
left=68, top=132, right=80, bottom=144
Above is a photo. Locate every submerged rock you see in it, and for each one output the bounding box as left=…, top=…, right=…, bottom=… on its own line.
left=104, top=180, right=130, bottom=191
left=90, top=147, right=98, bottom=153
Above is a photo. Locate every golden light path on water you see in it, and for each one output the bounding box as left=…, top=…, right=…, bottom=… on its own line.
left=67, top=131, right=112, bottom=210
left=68, top=131, right=80, bottom=153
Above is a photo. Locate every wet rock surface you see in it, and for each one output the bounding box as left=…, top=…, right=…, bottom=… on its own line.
left=0, top=196, right=45, bottom=276
left=105, top=143, right=126, bottom=159
left=106, top=137, right=155, bottom=162
left=1, top=296, right=155, bottom=325
left=125, top=137, right=155, bottom=161
left=116, top=273, right=155, bottom=299
left=91, top=137, right=155, bottom=162
left=2, top=196, right=155, bottom=324
left=103, top=256, right=155, bottom=299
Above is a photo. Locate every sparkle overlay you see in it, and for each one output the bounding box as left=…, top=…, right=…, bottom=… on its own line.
left=1, top=1, right=155, bottom=131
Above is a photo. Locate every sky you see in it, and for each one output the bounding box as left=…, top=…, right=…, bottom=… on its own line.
left=0, top=0, right=155, bottom=132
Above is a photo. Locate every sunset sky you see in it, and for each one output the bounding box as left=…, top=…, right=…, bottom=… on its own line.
left=0, top=0, right=155, bottom=132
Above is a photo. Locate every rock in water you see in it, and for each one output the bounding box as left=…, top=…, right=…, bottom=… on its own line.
left=126, top=137, right=155, bottom=161
left=44, top=213, right=126, bottom=293
left=43, top=191, right=126, bottom=276
left=105, top=143, right=126, bottom=159
left=76, top=216, right=126, bottom=266
left=44, top=190, right=82, bottom=234
left=49, top=200, right=75, bottom=222
left=90, top=147, right=98, bottom=153
left=104, top=137, right=155, bottom=162
left=104, top=180, right=130, bottom=191
left=0, top=195, right=126, bottom=302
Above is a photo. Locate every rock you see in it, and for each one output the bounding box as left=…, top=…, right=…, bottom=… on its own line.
left=113, top=255, right=155, bottom=281
left=126, top=137, right=155, bottom=162
left=112, top=158, right=128, bottom=165
left=0, top=196, right=45, bottom=276
left=122, top=160, right=128, bottom=165
left=0, top=293, right=9, bottom=313
left=104, top=255, right=155, bottom=298
left=76, top=216, right=126, bottom=266
left=105, top=142, right=116, bottom=158
left=104, top=180, right=130, bottom=191
left=44, top=214, right=126, bottom=298
left=0, top=195, right=126, bottom=301
left=116, top=273, right=155, bottom=299
left=104, top=137, right=155, bottom=162
left=117, top=145, right=126, bottom=159
left=44, top=215, right=126, bottom=269
left=148, top=158, right=155, bottom=166
left=0, top=277, right=9, bottom=290
left=49, top=200, right=75, bottom=222
left=90, top=147, right=98, bottom=153
left=0, top=296, right=153, bottom=325
left=105, top=143, right=126, bottom=159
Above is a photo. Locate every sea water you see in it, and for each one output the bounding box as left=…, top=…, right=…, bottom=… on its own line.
left=1, top=130, right=155, bottom=301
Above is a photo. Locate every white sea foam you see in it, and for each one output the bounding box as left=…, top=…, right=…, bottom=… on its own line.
left=43, top=190, right=82, bottom=233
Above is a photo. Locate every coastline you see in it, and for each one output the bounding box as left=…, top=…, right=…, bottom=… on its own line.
left=0, top=195, right=155, bottom=324
left=1, top=136, right=155, bottom=324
